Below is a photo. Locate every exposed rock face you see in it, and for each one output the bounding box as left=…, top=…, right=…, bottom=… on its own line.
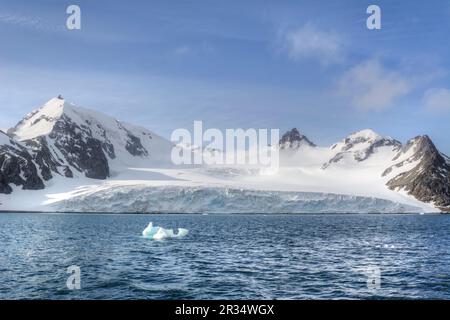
left=0, top=133, right=44, bottom=194
left=63, top=166, right=73, bottom=178
left=279, top=128, right=316, bottom=149
left=47, top=115, right=110, bottom=179
left=385, top=136, right=450, bottom=212
left=117, top=122, right=149, bottom=157
left=22, top=137, right=62, bottom=181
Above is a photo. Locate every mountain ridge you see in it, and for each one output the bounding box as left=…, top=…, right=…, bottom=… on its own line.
left=7, top=97, right=173, bottom=180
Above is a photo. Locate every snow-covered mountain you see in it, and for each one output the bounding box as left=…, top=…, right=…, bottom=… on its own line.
left=324, top=129, right=402, bottom=167
left=383, top=135, right=450, bottom=211
left=1, top=97, right=449, bottom=213
left=277, top=128, right=450, bottom=212
left=279, top=128, right=316, bottom=149
left=6, top=96, right=173, bottom=180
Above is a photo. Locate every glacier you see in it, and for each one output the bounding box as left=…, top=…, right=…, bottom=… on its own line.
left=55, top=185, right=422, bottom=214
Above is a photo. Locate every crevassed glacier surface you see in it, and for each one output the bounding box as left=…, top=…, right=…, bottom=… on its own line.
left=55, top=185, right=422, bottom=213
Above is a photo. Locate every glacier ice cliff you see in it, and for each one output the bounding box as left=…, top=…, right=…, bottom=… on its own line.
left=55, top=185, right=422, bottom=214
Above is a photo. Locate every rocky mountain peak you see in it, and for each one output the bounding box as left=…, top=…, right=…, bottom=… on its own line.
left=409, top=135, right=435, bottom=153
left=8, top=97, right=70, bottom=141
left=325, top=129, right=402, bottom=167
left=2, top=97, right=174, bottom=186
left=279, top=128, right=316, bottom=149
left=409, top=135, right=449, bottom=172
left=385, top=134, right=450, bottom=212
left=336, top=129, right=400, bottom=149
left=347, top=128, right=380, bottom=140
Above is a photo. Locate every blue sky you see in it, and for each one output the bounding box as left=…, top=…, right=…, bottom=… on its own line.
left=0, top=0, right=450, bottom=153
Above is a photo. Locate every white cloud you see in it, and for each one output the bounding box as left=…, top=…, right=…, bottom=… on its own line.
left=0, top=13, right=62, bottom=32
left=280, top=24, right=345, bottom=65
left=337, top=60, right=411, bottom=111
left=174, top=45, right=192, bottom=55
left=423, top=88, right=450, bottom=112
left=174, top=42, right=214, bottom=56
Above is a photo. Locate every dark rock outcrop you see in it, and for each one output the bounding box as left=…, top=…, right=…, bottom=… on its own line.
left=279, top=128, right=316, bottom=149
left=386, top=136, right=450, bottom=212
left=48, top=115, right=110, bottom=179
left=23, top=137, right=60, bottom=181
left=116, top=121, right=149, bottom=157
left=0, top=133, right=45, bottom=194
left=125, top=133, right=148, bottom=157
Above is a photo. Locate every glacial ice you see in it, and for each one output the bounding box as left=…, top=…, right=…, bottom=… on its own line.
left=56, top=185, right=423, bottom=214
left=142, top=222, right=189, bottom=240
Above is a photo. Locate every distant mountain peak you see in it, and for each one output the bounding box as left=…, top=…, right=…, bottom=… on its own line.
left=279, top=128, right=316, bottom=148
left=410, top=134, right=434, bottom=148
left=324, top=129, right=402, bottom=168
left=342, top=128, right=398, bottom=146
left=348, top=128, right=380, bottom=139
left=333, top=128, right=400, bottom=148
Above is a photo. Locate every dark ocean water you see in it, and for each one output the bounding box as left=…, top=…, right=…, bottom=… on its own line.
left=0, top=213, right=449, bottom=300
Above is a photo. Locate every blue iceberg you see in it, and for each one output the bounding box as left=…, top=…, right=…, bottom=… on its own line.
left=142, top=222, right=189, bottom=240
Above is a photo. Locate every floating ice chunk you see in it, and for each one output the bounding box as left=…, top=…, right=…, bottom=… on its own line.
left=153, top=227, right=189, bottom=240
left=142, top=222, right=158, bottom=238
left=142, top=222, right=189, bottom=240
